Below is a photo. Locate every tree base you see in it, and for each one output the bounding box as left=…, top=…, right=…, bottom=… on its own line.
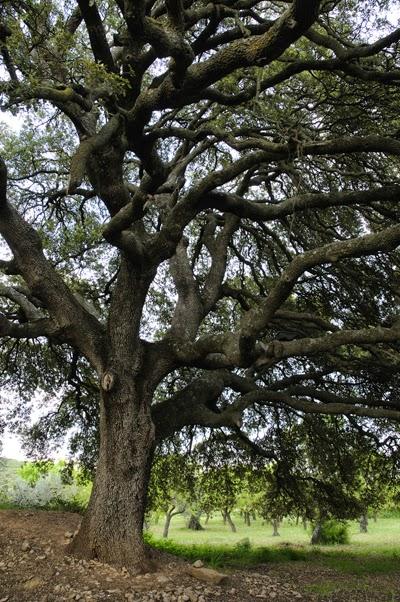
left=187, top=515, right=204, bottom=530
left=66, top=530, right=157, bottom=575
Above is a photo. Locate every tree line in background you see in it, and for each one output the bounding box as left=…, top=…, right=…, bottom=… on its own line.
left=2, top=419, right=400, bottom=546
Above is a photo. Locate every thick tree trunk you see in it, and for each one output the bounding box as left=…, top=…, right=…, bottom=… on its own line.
left=68, top=383, right=156, bottom=573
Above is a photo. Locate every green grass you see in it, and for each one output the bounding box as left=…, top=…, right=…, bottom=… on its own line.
left=147, top=514, right=400, bottom=576
left=149, top=512, right=400, bottom=549
left=317, top=548, right=400, bottom=575
left=146, top=534, right=400, bottom=575
left=149, top=513, right=312, bottom=546
left=145, top=533, right=308, bottom=568
left=304, top=582, right=350, bottom=596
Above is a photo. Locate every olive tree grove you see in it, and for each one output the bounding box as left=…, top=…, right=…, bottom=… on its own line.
left=2, top=0, right=400, bottom=572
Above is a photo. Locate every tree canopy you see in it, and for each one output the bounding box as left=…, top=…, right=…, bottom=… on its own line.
left=1, top=0, right=400, bottom=572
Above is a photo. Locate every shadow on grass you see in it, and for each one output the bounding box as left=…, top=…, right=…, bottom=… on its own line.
left=317, top=549, right=400, bottom=575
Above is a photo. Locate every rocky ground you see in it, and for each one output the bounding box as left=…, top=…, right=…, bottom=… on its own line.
left=0, top=510, right=399, bottom=601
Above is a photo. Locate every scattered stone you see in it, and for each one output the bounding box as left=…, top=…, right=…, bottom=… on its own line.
left=23, top=576, right=44, bottom=590
left=64, top=531, right=74, bottom=539
left=185, top=566, right=228, bottom=586
left=156, top=574, right=171, bottom=584
left=2, top=510, right=313, bottom=602
left=192, top=560, right=204, bottom=569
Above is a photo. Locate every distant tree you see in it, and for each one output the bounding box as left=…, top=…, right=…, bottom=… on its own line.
left=147, top=454, right=194, bottom=539
left=18, top=459, right=56, bottom=486
left=252, top=414, right=400, bottom=543
left=354, top=452, right=400, bottom=533
left=237, top=468, right=264, bottom=527
left=197, top=464, right=241, bottom=533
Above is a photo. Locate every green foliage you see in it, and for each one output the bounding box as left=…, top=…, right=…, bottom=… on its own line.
left=197, top=465, right=240, bottom=514
left=0, top=458, right=21, bottom=506
left=315, top=520, right=350, bottom=546
left=143, top=532, right=307, bottom=568
left=4, top=459, right=91, bottom=513
left=234, top=537, right=252, bottom=551
left=18, top=459, right=55, bottom=485
left=147, top=454, right=196, bottom=514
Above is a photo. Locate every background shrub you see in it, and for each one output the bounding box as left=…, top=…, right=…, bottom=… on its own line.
left=315, top=520, right=350, bottom=545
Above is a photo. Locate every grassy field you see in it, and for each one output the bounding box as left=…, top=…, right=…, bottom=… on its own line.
left=149, top=512, right=400, bottom=551
left=2, top=456, right=400, bottom=588
left=148, top=513, right=400, bottom=578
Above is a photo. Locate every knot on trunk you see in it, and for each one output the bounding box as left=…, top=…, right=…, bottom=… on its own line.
left=101, top=370, right=116, bottom=392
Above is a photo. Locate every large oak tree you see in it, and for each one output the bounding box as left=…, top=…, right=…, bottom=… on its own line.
left=1, top=0, right=400, bottom=572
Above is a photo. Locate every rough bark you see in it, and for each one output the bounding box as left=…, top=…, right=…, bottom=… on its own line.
left=68, top=383, right=156, bottom=572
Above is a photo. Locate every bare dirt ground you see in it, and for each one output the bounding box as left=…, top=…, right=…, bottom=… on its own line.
left=0, top=510, right=399, bottom=602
